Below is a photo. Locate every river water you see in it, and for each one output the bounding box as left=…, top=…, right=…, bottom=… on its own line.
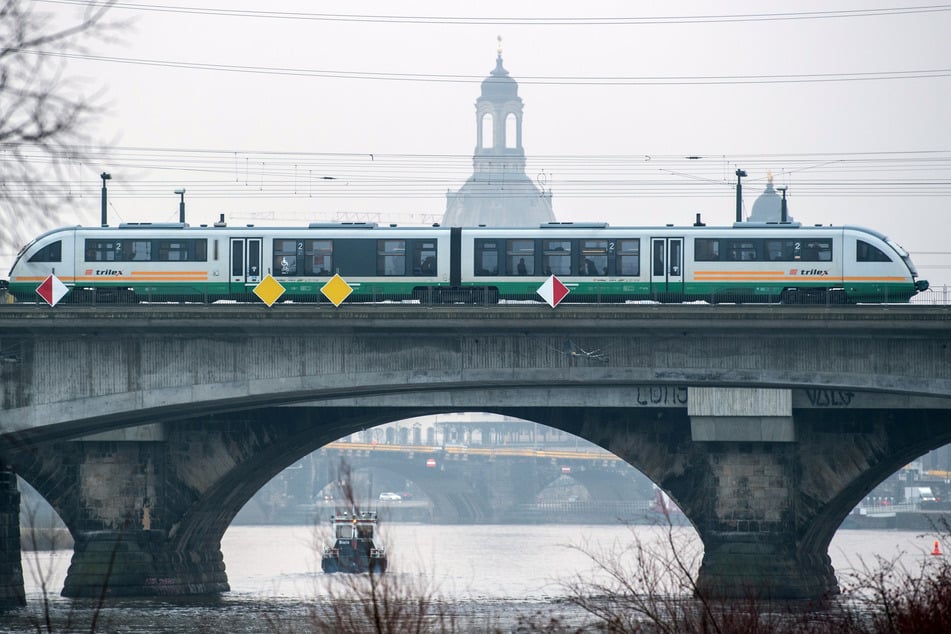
left=4, top=524, right=944, bottom=633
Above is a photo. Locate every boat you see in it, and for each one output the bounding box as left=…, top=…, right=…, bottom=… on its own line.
left=321, top=510, right=387, bottom=573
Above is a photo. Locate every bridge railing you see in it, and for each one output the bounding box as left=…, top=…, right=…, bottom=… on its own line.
left=911, top=285, right=951, bottom=305
left=506, top=500, right=663, bottom=524
left=4, top=284, right=947, bottom=306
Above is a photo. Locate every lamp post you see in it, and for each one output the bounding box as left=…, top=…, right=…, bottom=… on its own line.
left=100, top=172, right=112, bottom=227
left=735, top=169, right=747, bottom=223
left=174, top=188, right=186, bottom=223
left=777, top=185, right=789, bottom=223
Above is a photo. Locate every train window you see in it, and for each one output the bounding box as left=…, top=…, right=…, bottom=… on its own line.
left=474, top=240, right=498, bottom=276
left=652, top=240, right=665, bottom=276
left=274, top=239, right=298, bottom=275
left=85, top=239, right=117, bottom=261
left=28, top=240, right=62, bottom=262
left=543, top=240, right=571, bottom=276
left=724, top=239, right=759, bottom=261
left=669, top=240, right=682, bottom=277
left=307, top=240, right=333, bottom=275
left=124, top=240, right=152, bottom=261
left=801, top=239, right=832, bottom=262
left=378, top=240, right=406, bottom=276
left=412, top=241, right=437, bottom=276
left=156, top=239, right=207, bottom=262
left=857, top=240, right=892, bottom=262
left=231, top=241, right=243, bottom=277
left=694, top=239, right=720, bottom=262
left=581, top=240, right=608, bottom=276
left=507, top=240, right=535, bottom=276
left=616, top=239, right=640, bottom=276
left=764, top=240, right=799, bottom=261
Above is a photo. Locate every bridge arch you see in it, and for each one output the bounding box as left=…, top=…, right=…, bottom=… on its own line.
left=7, top=403, right=951, bottom=601
left=3, top=305, right=951, bottom=602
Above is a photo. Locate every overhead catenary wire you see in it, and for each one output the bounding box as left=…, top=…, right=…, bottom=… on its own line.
left=35, top=1, right=951, bottom=25
left=27, top=49, right=951, bottom=86
left=3, top=145, right=951, bottom=200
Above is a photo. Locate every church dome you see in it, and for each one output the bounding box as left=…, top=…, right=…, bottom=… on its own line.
left=481, top=56, right=519, bottom=99
left=749, top=174, right=792, bottom=223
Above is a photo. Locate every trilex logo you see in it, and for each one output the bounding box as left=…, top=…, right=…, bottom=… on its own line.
left=84, top=268, right=124, bottom=276
left=789, top=268, right=829, bottom=277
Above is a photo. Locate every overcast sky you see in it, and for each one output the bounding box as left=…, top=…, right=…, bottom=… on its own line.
left=22, top=0, right=951, bottom=289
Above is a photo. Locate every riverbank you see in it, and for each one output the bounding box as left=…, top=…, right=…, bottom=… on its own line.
left=840, top=509, right=951, bottom=531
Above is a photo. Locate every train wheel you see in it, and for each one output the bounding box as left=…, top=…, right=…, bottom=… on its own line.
left=67, top=289, right=95, bottom=304
left=412, top=288, right=434, bottom=304
left=471, top=287, right=499, bottom=305
left=116, top=289, right=136, bottom=304
left=828, top=290, right=850, bottom=304
left=780, top=289, right=802, bottom=305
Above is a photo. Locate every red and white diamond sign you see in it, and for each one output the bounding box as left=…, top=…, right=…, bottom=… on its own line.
left=36, top=274, right=69, bottom=307
left=537, top=275, right=570, bottom=308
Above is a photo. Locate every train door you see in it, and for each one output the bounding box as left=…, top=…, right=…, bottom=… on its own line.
left=650, top=237, right=683, bottom=298
left=230, top=237, right=262, bottom=292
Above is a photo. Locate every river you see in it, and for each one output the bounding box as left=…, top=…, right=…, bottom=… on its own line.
left=3, top=524, right=944, bottom=632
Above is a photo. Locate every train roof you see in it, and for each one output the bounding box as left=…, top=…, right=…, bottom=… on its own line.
left=23, top=221, right=897, bottom=238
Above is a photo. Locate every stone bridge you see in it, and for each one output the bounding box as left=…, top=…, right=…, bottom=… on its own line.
left=0, top=304, right=950, bottom=606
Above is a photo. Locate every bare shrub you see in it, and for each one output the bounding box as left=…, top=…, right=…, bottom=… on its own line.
left=296, top=570, right=463, bottom=634
left=266, top=458, right=480, bottom=634
left=836, top=535, right=951, bottom=634
left=555, top=514, right=850, bottom=634
left=19, top=496, right=116, bottom=634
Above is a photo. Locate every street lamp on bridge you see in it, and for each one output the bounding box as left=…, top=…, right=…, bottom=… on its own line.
left=174, top=188, right=186, bottom=223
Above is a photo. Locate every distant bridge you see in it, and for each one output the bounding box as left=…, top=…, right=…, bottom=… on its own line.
left=321, top=441, right=623, bottom=462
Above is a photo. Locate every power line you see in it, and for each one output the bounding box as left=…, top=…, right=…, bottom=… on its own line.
left=37, top=1, right=951, bottom=25
left=29, top=49, right=951, bottom=85
left=6, top=145, right=951, bottom=200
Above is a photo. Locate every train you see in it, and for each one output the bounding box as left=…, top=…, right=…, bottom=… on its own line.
left=2, top=218, right=929, bottom=304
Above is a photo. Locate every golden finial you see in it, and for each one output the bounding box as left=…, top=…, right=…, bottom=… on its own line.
left=767, top=171, right=774, bottom=183
left=497, top=35, right=503, bottom=56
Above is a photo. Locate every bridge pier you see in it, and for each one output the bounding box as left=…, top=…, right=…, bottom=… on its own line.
left=62, top=530, right=227, bottom=598
left=688, top=441, right=837, bottom=600
left=697, top=537, right=835, bottom=601
left=687, top=388, right=837, bottom=599
left=0, top=464, right=25, bottom=609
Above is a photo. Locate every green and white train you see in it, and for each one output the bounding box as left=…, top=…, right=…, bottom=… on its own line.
left=3, top=219, right=929, bottom=304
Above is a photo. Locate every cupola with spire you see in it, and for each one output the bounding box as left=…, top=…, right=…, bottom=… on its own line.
left=442, top=38, right=555, bottom=227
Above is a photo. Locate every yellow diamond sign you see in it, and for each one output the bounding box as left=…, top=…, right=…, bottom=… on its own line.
left=321, top=274, right=353, bottom=307
left=253, top=275, right=286, bottom=307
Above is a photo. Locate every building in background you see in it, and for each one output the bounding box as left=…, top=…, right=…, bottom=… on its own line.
left=748, top=173, right=794, bottom=223
left=443, top=46, right=556, bottom=227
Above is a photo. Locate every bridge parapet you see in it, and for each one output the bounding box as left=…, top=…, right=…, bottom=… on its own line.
left=1, top=305, right=950, bottom=444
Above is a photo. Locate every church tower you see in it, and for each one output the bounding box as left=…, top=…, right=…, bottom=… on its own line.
left=443, top=41, right=556, bottom=227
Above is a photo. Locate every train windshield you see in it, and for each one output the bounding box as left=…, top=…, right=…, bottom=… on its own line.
left=8, top=238, right=37, bottom=276
left=886, top=238, right=919, bottom=276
